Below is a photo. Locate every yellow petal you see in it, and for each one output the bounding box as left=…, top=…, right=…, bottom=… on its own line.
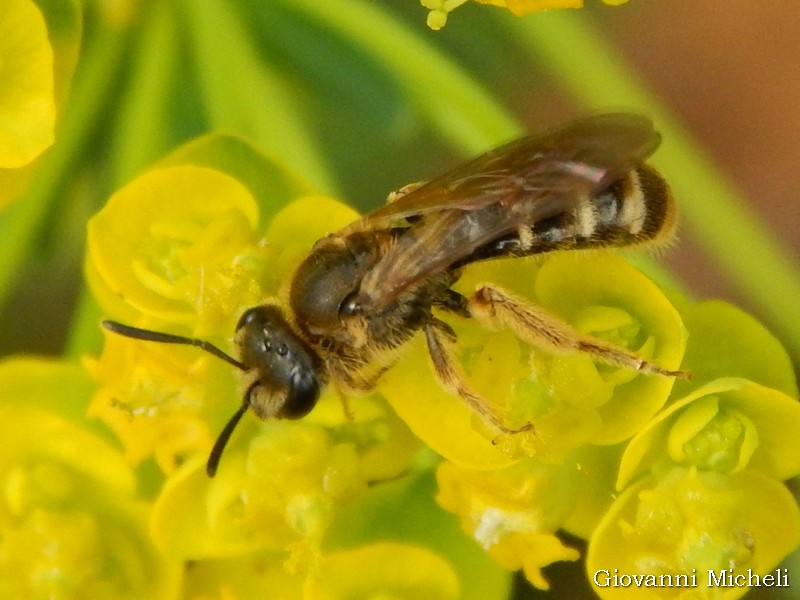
left=0, top=0, right=55, bottom=167
left=305, top=543, right=460, bottom=600
left=87, top=165, right=260, bottom=323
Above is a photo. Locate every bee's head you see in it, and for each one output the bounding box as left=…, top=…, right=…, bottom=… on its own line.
left=235, top=305, right=323, bottom=420
left=102, top=306, right=325, bottom=478
left=204, top=305, right=325, bottom=477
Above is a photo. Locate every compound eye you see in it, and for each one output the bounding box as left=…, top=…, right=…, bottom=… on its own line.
left=279, top=369, right=320, bottom=419
left=339, top=292, right=362, bottom=317
left=236, top=306, right=263, bottom=332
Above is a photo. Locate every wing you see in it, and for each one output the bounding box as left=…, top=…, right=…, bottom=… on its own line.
left=342, top=113, right=661, bottom=234
left=348, top=113, right=662, bottom=313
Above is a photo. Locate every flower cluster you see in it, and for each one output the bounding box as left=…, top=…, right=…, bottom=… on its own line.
left=587, top=303, right=800, bottom=599
left=2, top=3, right=798, bottom=599
left=0, top=358, right=182, bottom=598
left=76, top=134, right=509, bottom=598
left=63, top=135, right=800, bottom=597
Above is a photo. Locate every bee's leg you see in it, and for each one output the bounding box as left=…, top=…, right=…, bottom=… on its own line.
left=433, top=289, right=471, bottom=318
left=335, top=388, right=355, bottom=421
left=423, top=318, right=533, bottom=433
left=469, top=285, right=689, bottom=378
left=327, top=359, right=395, bottom=421
left=325, top=361, right=364, bottom=421
left=386, top=181, right=426, bottom=204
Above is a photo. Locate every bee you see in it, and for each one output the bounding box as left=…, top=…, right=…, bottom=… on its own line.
left=103, top=113, right=687, bottom=477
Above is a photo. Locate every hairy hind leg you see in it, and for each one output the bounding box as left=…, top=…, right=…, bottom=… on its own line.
left=468, top=284, right=689, bottom=378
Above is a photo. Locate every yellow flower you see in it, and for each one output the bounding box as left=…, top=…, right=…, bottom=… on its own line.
left=618, top=378, right=800, bottom=486
left=0, top=0, right=55, bottom=169
left=0, top=358, right=181, bottom=599
left=87, top=139, right=430, bottom=589
left=85, top=133, right=350, bottom=474
left=87, top=131, right=795, bottom=598
left=588, top=467, right=800, bottom=600
left=587, top=377, right=800, bottom=598
left=149, top=415, right=420, bottom=561
left=436, top=459, right=581, bottom=589
left=85, top=163, right=269, bottom=472
left=87, top=165, right=263, bottom=328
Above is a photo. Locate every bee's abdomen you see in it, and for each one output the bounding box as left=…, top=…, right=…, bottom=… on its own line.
left=463, top=165, right=676, bottom=266
left=533, top=165, right=675, bottom=250
left=586, top=164, right=676, bottom=246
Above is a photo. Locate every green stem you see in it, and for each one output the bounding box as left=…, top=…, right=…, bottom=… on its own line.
left=509, top=12, right=800, bottom=362
left=178, top=0, right=336, bottom=194
left=64, top=287, right=102, bottom=359
left=109, top=1, right=178, bottom=185
left=281, top=0, right=521, bottom=153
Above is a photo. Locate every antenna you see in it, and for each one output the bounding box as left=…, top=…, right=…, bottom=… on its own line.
left=102, top=319, right=253, bottom=477
left=102, top=320, right=247, bottom=370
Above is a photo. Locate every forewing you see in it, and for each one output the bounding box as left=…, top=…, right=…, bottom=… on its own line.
left=350, top=114, right=662, bottom=312
left=342, top=113, right=661, bottom=234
